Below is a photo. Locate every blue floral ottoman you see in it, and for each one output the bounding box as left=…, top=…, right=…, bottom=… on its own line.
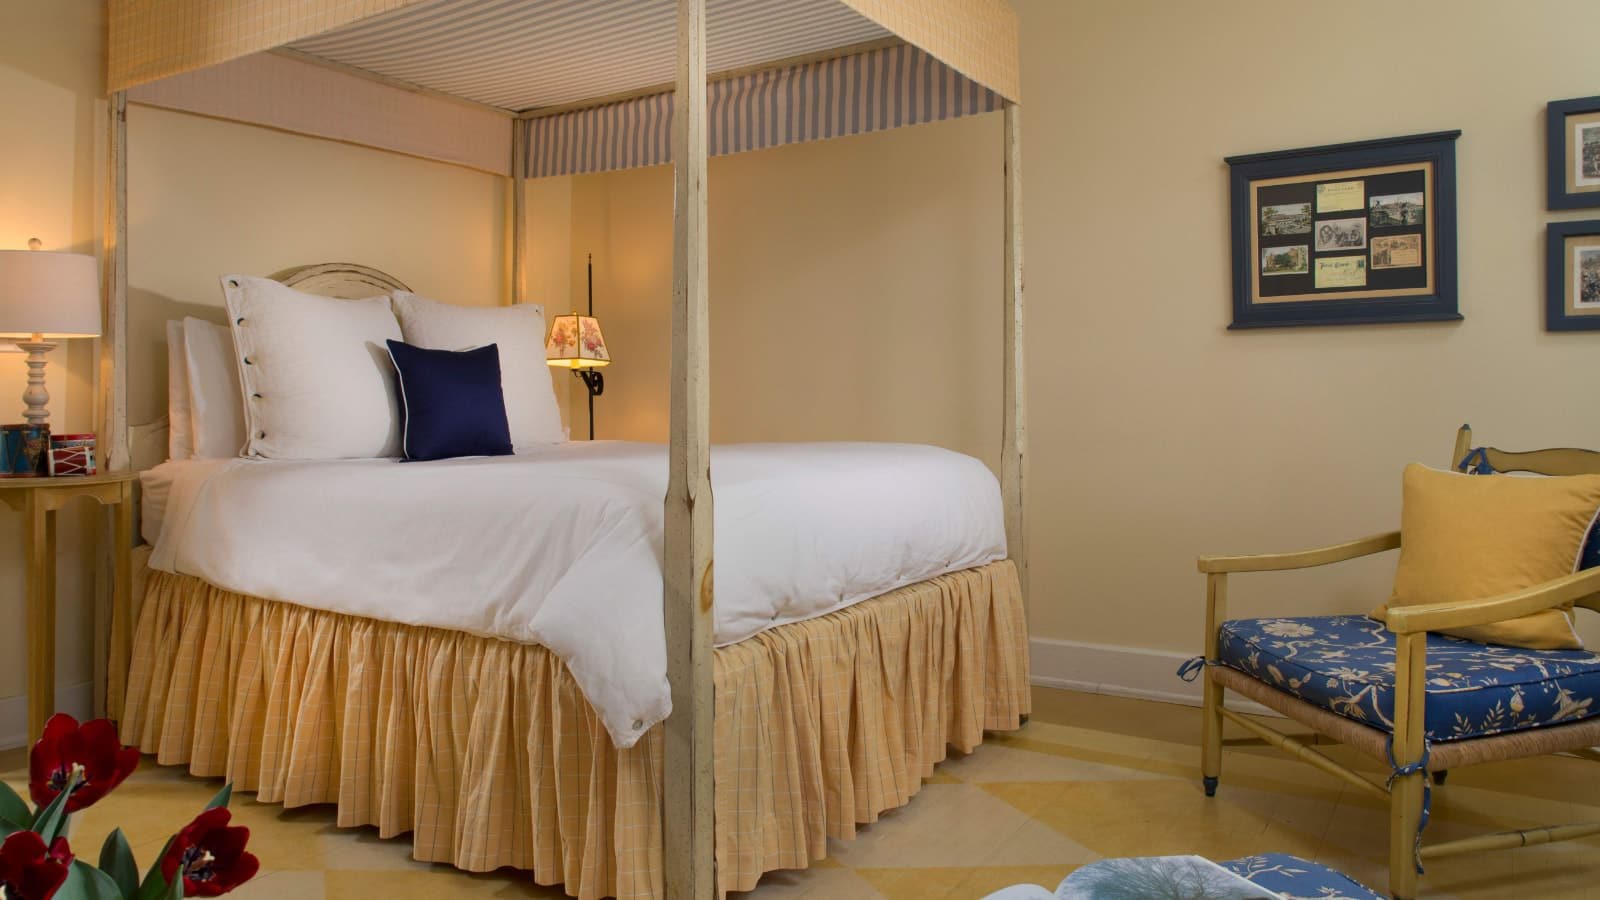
left=983, top=853, right=1382, bottom=899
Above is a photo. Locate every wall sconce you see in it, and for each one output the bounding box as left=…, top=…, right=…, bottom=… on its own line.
left=545, top=254, right=610, bottom=440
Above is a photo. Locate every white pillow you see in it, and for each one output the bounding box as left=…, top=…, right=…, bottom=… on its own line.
left=222, top=275, right=404, bottom=459
left=182, top=317, right=247, bottom=458
left=391, top=291, right=565, bottom=451
left=164, top=321, right=193, bottom=460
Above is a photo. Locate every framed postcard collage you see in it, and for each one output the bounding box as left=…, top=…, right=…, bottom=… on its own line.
left=1227, top=131, right=1460, bottom=329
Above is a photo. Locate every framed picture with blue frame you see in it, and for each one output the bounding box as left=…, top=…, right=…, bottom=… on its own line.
left=1546, top=219, right=1600, bottom=331
left=1547, top=95, right=1600, bottom=210
left=1225, top=131, right=1461, bottom=329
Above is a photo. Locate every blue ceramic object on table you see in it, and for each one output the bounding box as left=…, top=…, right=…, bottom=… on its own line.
left=0, top=423, right=50, bottom=477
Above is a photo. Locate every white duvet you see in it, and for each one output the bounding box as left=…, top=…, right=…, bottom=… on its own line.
left=146, top=441, right=1006, bottom=747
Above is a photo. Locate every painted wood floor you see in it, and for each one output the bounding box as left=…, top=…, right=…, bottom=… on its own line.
left=4, top=688, right=1597, bottom=899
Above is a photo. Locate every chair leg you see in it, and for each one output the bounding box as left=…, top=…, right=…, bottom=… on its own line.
left=1201, top=673, right=1223, bottom=797
left=1389, top=770, right=1425, bottom=900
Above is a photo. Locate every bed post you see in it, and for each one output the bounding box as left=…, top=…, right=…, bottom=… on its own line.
left=103, top=91, right=130, bottom=473
left=1002, top=101, right=1026, bottom=602
left=509, top=120, right=527, bottom=305
left=664, top=0, right=715, bottom=896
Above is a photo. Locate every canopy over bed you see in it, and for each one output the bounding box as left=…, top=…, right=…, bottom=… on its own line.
left=102, top=1, right=1024, bottom=895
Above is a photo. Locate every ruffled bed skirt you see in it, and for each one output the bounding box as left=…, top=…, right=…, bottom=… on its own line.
left=121, top=561, right=1029, bottom=899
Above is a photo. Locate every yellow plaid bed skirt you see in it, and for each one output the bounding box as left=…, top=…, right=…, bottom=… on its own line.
left=121, top=561, right=1029, bottom=899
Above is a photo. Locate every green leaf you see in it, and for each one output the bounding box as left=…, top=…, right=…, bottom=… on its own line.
left=56, top=861, right=126, bottom=900
left=0, top=818, right=19, bottom=840
left=203, top=783, right=232, bottom=811
left=99, top=829, right=140, bottom=900
left=0, top=779, right=34, bottom=829
left=163, top=872, right=184, bottom=900
left=31, top=770, right=80, bottom=845
left=133, top=837, right=176, bottom=900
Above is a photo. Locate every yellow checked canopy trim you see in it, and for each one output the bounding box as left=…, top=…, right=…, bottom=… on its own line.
left=838, top=0, right=1020, bottom=103
left=108, top=0, right=428, bottom=93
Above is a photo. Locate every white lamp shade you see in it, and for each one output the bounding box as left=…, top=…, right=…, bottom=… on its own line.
left=0, top=250, right=102, bottom=338
left=545, top=314, right=610, bottom=368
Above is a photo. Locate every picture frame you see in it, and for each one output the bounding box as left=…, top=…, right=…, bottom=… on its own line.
left=1226, top=131, right=1461, bottom=329
left=1546, top=220, right=1600, bottom=331
left=1547, top=95, right=1600, bottom=210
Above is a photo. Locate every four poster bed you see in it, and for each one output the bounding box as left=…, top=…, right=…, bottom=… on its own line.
left=101, top=1, right=1028, bottom=897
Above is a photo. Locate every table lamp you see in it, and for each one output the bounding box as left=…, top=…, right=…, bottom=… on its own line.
left=546, top=254, right=610, bottom=440
left=0, top=244, right=102, bottom=427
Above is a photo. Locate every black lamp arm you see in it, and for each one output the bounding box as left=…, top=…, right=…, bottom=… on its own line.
left=575, top=368, right=604, bottom=397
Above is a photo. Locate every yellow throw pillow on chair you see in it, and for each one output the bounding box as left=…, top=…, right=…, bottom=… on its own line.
left=1372, top=463, right=1600, bottom=650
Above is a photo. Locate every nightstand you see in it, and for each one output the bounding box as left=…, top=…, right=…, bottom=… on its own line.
left=0, top=472, right=135, bottom=744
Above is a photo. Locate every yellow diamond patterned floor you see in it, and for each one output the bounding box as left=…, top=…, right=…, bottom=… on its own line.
left=5, top=689, right=1598, bottom=899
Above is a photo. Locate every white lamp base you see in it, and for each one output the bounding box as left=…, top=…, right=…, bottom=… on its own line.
left=14, top=339, right=57, bottom=427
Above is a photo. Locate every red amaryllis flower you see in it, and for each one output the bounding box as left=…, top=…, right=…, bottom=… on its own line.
left=29, top=714, right=140, bottom=813
left=160, top=808, right=260, bottom=897
left=0, top=830, right=73, bottom=900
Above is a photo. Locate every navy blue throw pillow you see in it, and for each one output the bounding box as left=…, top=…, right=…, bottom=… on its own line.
left=1584, top=513, right=1600, bottom=572
left=385, top=339, right=513, bottom=461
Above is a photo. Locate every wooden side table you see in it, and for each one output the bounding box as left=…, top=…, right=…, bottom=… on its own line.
left=0, top=472, right=135, bottom=744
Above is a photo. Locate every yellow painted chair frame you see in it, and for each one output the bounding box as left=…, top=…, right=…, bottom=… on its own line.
left=1196, top=425, right=1600, bottom=900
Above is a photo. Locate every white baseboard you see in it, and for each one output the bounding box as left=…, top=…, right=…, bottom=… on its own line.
left=1030, top=637, right=1281, bottom=719
left=0, top=683, right=95, bottom=750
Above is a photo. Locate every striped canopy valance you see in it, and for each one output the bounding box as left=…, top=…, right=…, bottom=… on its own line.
left=522, top=42, right=1002, bottom=180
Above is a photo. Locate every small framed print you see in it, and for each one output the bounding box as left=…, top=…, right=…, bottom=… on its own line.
left=1547, top=96, right=1600, bottom=210
left=1226, top=130, right=1461, bottom=329
left=1546, top=220, right=1600, bottom=331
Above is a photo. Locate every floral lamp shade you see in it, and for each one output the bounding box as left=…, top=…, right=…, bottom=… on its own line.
left=545, top=313, right=610, bottom=368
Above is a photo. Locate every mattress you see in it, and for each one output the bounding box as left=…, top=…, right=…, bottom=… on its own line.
left=141, top=441, right=1006, bottom=746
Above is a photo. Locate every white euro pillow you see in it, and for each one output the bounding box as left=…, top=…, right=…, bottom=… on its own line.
left=391, top=291, right=565, bottom=450
left=164, top=321, right=193, bottom=460
left=182, top=317, right=247, bottom=458
left=222, top=275, right=403, bottom=459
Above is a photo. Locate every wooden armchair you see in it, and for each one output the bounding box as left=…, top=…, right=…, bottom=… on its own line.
left=1193, top=425, right=1600, bottom=899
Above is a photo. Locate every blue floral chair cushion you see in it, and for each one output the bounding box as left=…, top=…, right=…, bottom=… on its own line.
left=1220, top=853, right=1383, bottom=899
left=1219, top=615, right=1600, bottom=742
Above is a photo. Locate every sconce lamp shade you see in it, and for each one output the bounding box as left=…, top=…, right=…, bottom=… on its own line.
left=545, top=313, right=610, bottom=369
left=0, top=250, right=102, bottom=338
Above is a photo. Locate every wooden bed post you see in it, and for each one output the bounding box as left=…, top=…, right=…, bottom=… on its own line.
left=509, top=120, right=527, bottom=305
left=98, top=90, right=131, bottom=722
left=103, top=91, right=130, bottom=473
left=1001, top=102, right=1026, bottom=601
left=664, top=0, right=715, bottom=896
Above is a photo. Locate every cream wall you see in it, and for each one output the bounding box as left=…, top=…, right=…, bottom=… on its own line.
left=126, top=104, right=514, bottom=428
left=561, top=0, right=1600, bottom=672
left=0, top=0, right=104, bottom=724
left=1018, top=0, right=1600, bottom=657
left=7, top=0, right=1597, bottom=727
left=565, top=113, right=1001, bottom=464
left=0, top=1, right=525, bottom=740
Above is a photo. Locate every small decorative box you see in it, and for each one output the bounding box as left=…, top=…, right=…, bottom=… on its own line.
left=0, top=424, right=50, bottom=477
left=48, top=433, right=97, bottom=477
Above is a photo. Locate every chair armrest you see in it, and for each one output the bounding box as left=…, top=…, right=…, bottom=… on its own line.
left=1196, top=530, right=1401, bottom=574
left=1385, top=567, right=1600, bottom=635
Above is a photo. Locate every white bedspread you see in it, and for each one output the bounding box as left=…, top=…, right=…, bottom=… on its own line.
left=145, top=441, right=1006, bottom=747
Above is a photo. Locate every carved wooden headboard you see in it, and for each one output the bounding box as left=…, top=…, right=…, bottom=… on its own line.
left=129, top=263, right=411, bottom=473
left=268, top=262, right=410, bottom=299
